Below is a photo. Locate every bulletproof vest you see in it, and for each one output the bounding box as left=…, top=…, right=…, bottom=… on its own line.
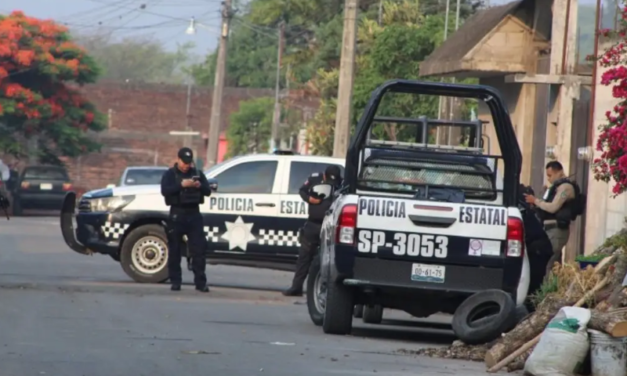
left=165, top=167, right=204, bottom=206
left=536, top=178, right=574, bottom=229
left=308, top=180, right=339, bottom=223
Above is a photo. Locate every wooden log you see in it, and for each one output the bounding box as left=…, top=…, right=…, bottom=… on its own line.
left=486, top=275, right=611, bottom=373
left=505, top=348, right=533, bottom=373
left=588, top=310, right=627, bottom=337
left=484, top=296, right=569, bottom=368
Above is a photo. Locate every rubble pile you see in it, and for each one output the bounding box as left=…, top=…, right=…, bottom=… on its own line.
left=410, top=229, right=627, bottom=373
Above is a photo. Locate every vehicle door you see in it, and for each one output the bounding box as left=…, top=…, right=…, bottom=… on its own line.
left=277, top=161, right=345, bottom=256
left=202, top=158, right=282, bottom=256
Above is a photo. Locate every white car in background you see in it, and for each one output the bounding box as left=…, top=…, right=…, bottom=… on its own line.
left=106, top=166, right=169, bottom=188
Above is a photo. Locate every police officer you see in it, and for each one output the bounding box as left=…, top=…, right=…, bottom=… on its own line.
left=523, top=161, right=577, bottom=275
left=283, top=165, right=342, bottom=297
left=161, top=147, right=212, bottom=292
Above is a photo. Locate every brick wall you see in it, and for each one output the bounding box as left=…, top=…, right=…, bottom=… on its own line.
left=64, top=81, right=275, bottom=192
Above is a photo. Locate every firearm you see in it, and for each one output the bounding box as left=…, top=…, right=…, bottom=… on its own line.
left=0, top=194, right=10, bottom=220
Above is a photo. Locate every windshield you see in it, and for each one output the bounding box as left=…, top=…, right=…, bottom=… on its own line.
left=23, top=167, right=68, bottom=180
left=124, top=169, right=167, bottom=185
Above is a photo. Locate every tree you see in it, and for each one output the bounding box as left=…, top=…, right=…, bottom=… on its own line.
left=0, top=11, right=106, bottom=165
left=226, top=97, right=274, bottom=157
left=592, top=6, right=627, bottom=195
left=73, top=32, right=194, bottom=84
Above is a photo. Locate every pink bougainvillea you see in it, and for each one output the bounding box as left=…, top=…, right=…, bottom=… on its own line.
left=592, top=5, right=627, bottom=195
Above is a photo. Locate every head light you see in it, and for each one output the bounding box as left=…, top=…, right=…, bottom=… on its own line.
left=89, top=195, right=135, bottom=213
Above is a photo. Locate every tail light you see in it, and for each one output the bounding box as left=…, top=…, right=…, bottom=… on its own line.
left=21, top=181, right=30, bottom=189
left=63, top=183, right=73, bottom=191
left=335, top=204, right=358, bottom=245
left=506, top=217, right=524, bottom=257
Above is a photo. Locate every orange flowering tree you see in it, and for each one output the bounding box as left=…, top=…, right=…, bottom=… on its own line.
left=0, top=11, right=105, bottom=164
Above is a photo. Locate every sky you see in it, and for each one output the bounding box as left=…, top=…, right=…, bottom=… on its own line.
left=0, top=0, right=605, bottom=59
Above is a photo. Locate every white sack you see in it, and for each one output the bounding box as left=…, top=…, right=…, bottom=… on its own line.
left=524, top=307, right=591, bottom=376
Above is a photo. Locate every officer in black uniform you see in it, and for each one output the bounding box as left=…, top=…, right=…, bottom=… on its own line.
left=283, top=165, right=342, bottom=297
left=160, top=147, right=212, bottom=292
left=0, top=190, right=9, bottom=219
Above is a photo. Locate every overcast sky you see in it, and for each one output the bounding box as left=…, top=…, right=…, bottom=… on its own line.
left=0, top=0, right=604, bottom=57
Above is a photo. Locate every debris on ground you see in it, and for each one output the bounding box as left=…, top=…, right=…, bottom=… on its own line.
left=403, top=229, right=627, bottom=373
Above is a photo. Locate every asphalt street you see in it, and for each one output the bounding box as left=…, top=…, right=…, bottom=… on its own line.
left=0, top=215, right=512, bottom=376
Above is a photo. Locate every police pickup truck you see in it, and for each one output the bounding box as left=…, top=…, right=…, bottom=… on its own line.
left=311, top=80, right=529, bottom=343
left=60, top=151, right=344, bottom=283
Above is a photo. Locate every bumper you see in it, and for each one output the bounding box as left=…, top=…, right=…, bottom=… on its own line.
left=60, top=192, right=119, bottom=256
left=344, top=257, right=504, bottom=295
left=19, top=192, right=66, bottom=209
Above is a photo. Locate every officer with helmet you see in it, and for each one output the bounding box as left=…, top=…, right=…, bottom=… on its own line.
left=283, top=165, right=343, bottom=296
left=161, top=147, right=212, bottom=292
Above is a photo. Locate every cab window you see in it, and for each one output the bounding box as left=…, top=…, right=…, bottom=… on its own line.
left=288, top=162, right=344, bottom=194
left=214, top=161, right=278, bottom=194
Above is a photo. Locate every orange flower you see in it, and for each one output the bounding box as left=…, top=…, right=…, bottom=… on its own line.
left=15, top=49, right=35, bottom=66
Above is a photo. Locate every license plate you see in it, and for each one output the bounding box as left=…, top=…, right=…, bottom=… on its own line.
left=40, top=183, right=52, bottom=190
left=411, top=263, right=445, bottom=283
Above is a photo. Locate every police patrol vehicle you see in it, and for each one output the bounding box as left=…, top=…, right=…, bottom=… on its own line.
left=310, top=80, right=530, bottom=343
left=60, top=151, right=344, bottom=283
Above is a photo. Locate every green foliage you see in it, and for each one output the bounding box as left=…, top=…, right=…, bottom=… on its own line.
left=73, top=33, right=195, bottom=84
left=226, top=97, right=275, bottom=157
left=575, top=254, right=610, bottom=263
left=530, top=274, right=559, bottom=308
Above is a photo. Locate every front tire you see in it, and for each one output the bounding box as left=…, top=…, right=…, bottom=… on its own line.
left=322, top=279, right=354, bottom=335
left=120, top=224, right=169, bottom=283
left=306, top=255, right=324, bottom=326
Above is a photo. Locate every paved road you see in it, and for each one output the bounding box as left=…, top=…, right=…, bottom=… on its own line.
left=0, top=216, right=510, bottom=376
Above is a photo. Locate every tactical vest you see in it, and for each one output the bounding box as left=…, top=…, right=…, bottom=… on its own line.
left=536, top=178, right=575, bottom=229
left=164, top=167, right=204, bottom=206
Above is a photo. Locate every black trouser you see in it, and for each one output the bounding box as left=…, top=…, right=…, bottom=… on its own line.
left=290, top=221, right=322, bottom=291
left=527, top=237, right=553, bottom=298
left=166, top=212, right=207, bottom=287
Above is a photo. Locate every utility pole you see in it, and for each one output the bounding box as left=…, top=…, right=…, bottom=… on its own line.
left=436, top=0, right=451, bottom=145
left=205, top=0, right=233, bottom=167
left=332, top=0, right=359, bottom=158
left=271, top=21, right=285, bottom=150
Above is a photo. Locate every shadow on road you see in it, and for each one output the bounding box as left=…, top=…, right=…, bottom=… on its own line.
left=351, top=319, right=455, bottom=346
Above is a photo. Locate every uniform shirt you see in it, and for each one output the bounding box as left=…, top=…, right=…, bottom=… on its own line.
left=161, top=165, right=212, bottom=215
left=535, top=182, right=576, bottom=214
left=299, top=172, right=338, bottom=223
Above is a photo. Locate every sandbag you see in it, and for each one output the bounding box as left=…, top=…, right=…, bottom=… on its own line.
left=524, top=307, right=591, bottom=376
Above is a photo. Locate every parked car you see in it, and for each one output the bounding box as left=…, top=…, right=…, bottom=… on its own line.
left=10, top=165, right=73, bottom=216
left=106, top=166, right=169, bottom=188
left=60, top=151, right=345, bottom=283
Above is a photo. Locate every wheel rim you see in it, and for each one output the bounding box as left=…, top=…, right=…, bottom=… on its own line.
left=314, top=271, right=327, bottom=313
left=131, top=236, right=168, bottom=275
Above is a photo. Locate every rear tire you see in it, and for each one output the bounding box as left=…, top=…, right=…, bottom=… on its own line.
left=322, top=279, right=354, bottom=335
left=306, top=255, right=324, bottom=326
left=362, top=305, right=383, bottom=324
left=120, top=224, right=169, bottom=284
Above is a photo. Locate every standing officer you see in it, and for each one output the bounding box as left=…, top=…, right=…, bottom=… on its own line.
left=161, top=147, right=212, bottom=292
left=283, top=165, right=342, bottom=297
left=524, top=161, right=581, bottom=275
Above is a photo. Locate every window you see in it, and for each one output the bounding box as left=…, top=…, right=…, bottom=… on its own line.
left=288, top=162, right=344, bottom=194
left=214, top=161, right=278, bottom=194
left=124, top=169, right=167, bottom=185
left=23, top=167, right=68, bottom=181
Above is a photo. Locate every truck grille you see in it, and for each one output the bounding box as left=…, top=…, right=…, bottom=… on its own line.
left=78, top=199, right=91, bottom=213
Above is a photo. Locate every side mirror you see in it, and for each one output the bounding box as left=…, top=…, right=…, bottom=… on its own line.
left=207, top=178, right=218, bottom=191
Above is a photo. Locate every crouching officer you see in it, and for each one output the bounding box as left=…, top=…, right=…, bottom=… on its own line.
left=161, top=147, right=212, bottom=292
left=283, top=165, right=342, bottom=296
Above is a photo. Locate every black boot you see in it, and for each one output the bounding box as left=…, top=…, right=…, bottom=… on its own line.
left=171, top=283, right=181, bottom=291
left=282, top=286, right=303, bottom=297
left=196, top=285, right=210, bottom=293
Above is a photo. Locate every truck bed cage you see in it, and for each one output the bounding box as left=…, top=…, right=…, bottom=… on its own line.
left=346, top=79, right=521, bottom=207
left=371, top=116, right=486, bottom=150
